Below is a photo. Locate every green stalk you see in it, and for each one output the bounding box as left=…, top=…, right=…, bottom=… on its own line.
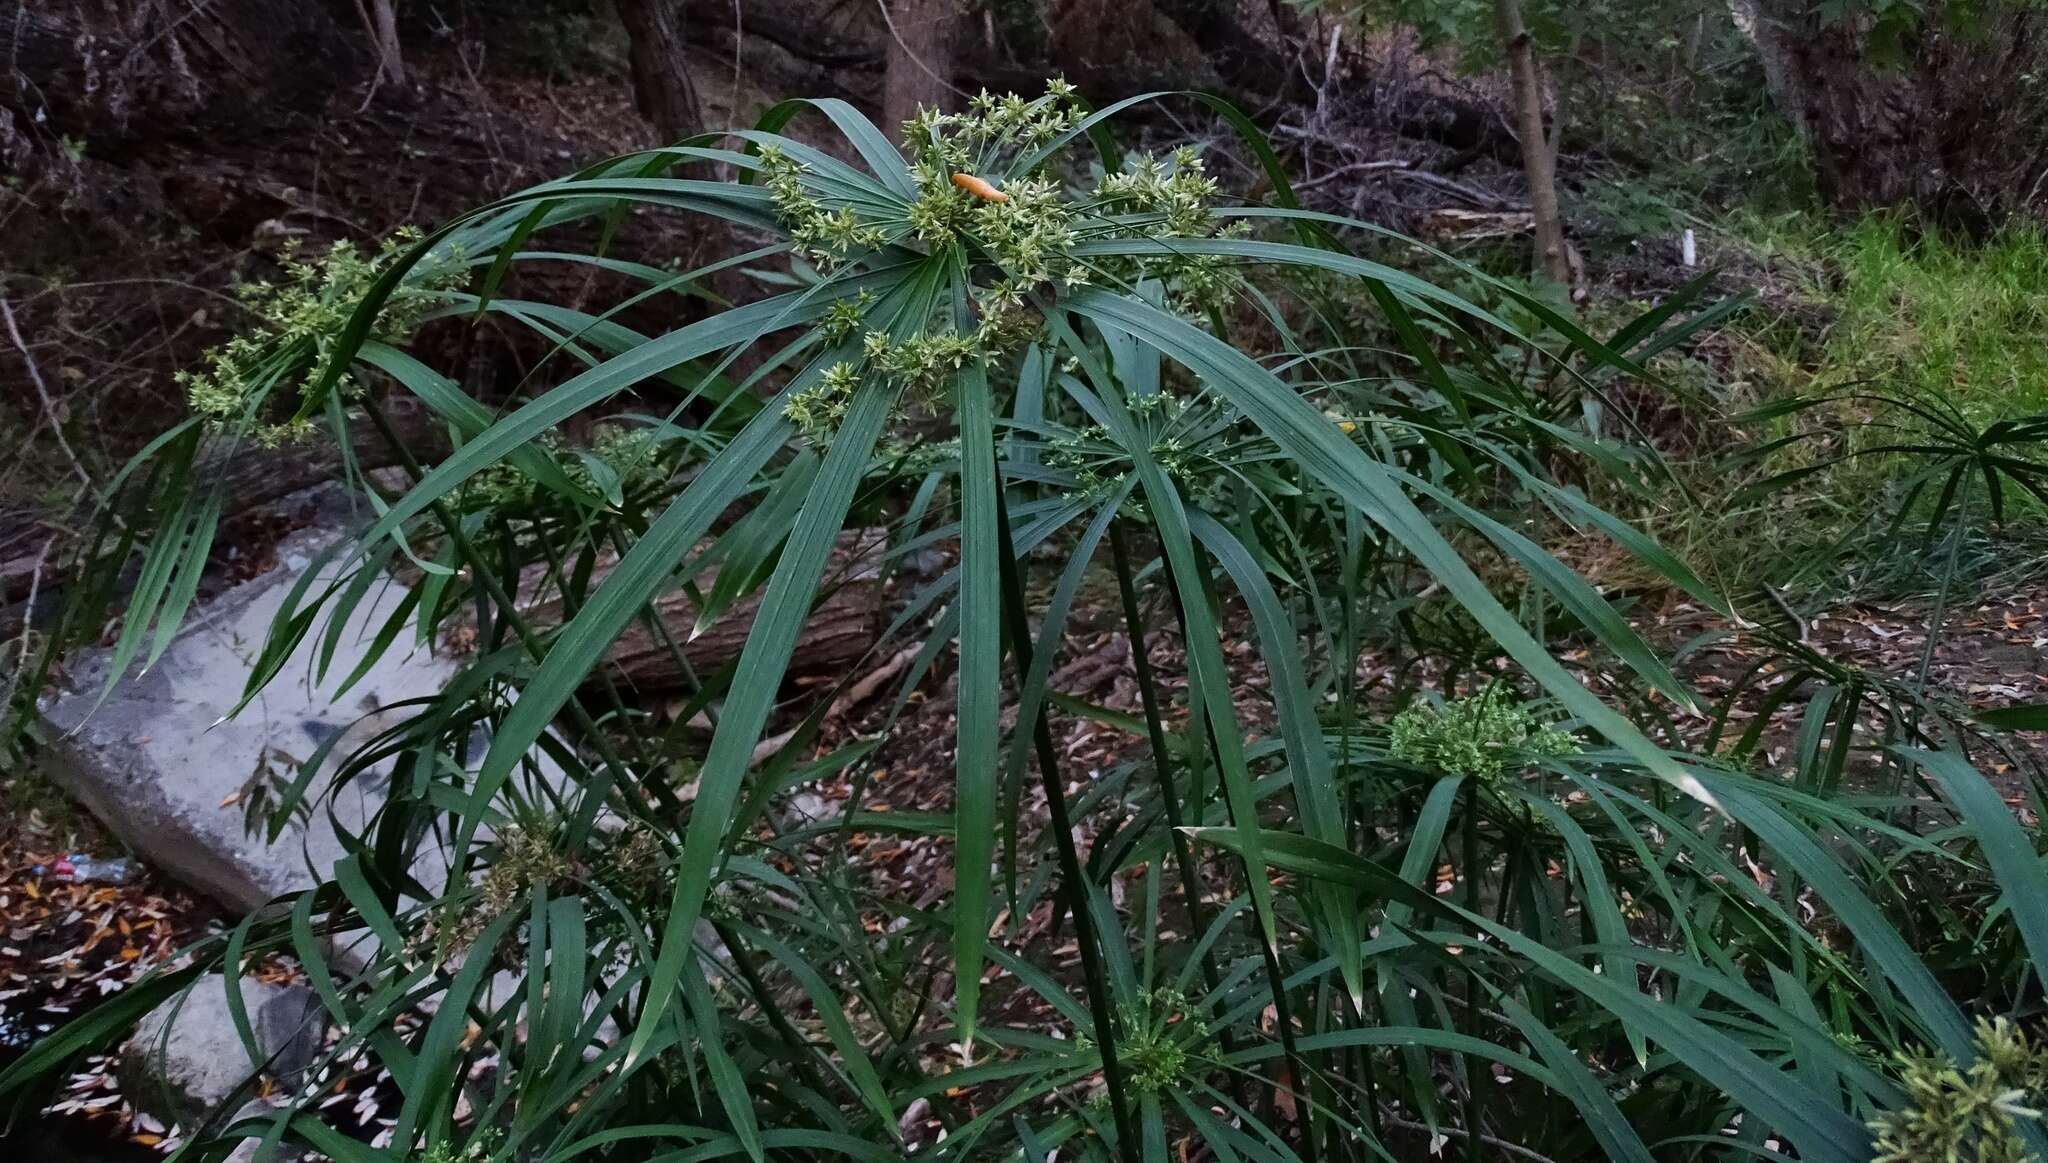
left=1109, top=522, right=1218, bottom=969
left=1901, top=474, right=1974, bottom=834
left=1913, top=473, right=1973, bottom=704
left=710, top=919, right=838, bottom=1101
left=1461, top=780, right=1486, bottom=1163
left=518, top=518, right=665, bottom=786
left=1109, top=520, right=1248, bottom=1107
left=993, top=482, right=1142, bottom=1163
left=359, top=402, right=671, bottom=867
left=1166, top=552, right=1322, bottom=1163
left=1337, top=517, right=1377, bottom=1158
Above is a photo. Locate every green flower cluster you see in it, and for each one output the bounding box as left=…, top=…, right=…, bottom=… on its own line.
left=868, top=329, right=982, bottom=392
left=970, top=176, right=1083, bottom=288
left=905, top=81, right=1085, bottom=175
left=1047, top=427, right=1201, bottom=494
left=415, top=817, right=574, bottom=965
left=1123, top=987, right=1215, bottom=1094
left=785, top=330, right=996, bottom=443
left=901, top=82, right=1086, bottom=258
left=464, top=424, right=678, bottom=511
left=764, top=86, right=1093, bottom=439
left=597, top=821, right=673, bottom=904
left=901, top=87, right=1093, bottom=364
left=1040, top=395, right=1237, bottom=524
left=585, top=424, right=674, bottom=484
left=1091, top=146, right=1243, bottom=315
left=784, top=361, right=867, bottom=442
left=1871, top=1018, right=2048, bottom=1163
left=760, top=146, right=888, bottom=270
left=479, top=820, right=575, bottom=918
left=416, top=1137, right=495, bottom=1163
left=178, top=229, right=464, bottom=445
left=1095, top=147, right=1219, bottom=236
left=1388, top=687, right=1580, bottom=781
left=759, top=81, right=1248, bottom=441
left=819, top=291, right=875, bottom=344
left=1076, top=987, right=1218, bottom=1097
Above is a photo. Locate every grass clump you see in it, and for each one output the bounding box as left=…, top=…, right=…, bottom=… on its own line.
left=1738, top=216, right=2048, bottom=423
left=22, top=84, right=2048, bottom=1163
left=1638, top=215, right=2048, bottom=599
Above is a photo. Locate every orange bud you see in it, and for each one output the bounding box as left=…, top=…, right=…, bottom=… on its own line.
left=951, top=172, right=1008, bottom=203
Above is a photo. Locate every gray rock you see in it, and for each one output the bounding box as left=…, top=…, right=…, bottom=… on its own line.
left=39, top=502, right=566, bottom=916
left=780, top=789, right=840, bottom=827
left=120, top=975, right=324, bottom=1129
left=40, top=507, right=460, bottom=911
left=218, top=1101, right=295, bottom=1163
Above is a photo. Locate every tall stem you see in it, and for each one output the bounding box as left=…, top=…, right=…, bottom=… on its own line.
left=993, top=484, right=1141, bottom=1163
left=1914, top=475, right=1973, bottom=704
left=1162, top=552, right=1322, bottom=1163
left=1109, top=520, right=1248, bottom=1104
left=1461, top=781, right=1487, bottom=1163
left=1109, top=522, right=1214, bottom=956
left=360, top=401, right=668, bottom=835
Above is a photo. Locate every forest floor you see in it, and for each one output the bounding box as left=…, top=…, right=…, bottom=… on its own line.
left=8, top=568, right=2045, bottom=1154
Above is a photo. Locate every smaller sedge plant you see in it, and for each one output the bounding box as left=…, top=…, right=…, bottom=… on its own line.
left=1388, top=686, right=1581, bottom=782
left=1869, top=1018, right=2048, bottom=1163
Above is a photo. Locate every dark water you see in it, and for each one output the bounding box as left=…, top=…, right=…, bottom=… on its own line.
left=0, top=1117, right=159, bottom=1163
left=0, top=1044, right=160, bottom=1163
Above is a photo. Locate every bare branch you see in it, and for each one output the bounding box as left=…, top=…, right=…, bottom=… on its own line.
left=1, top=295, right=93, bottom=492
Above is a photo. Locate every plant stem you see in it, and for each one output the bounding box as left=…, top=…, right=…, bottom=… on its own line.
left=1109, top=523, right=1215, bottom=961
left=1164, top=552, right=1322, bottom=1163
left=358, top=402, right=672, bottom=854
left=1109, top=519, right=1248, bottom=1105
left=711, top=920, right=838, bottom=1101
left=993, top=483, right=1142, bottom=1163
left=1461, top=780, right=1487, bottom=1163
left=1913, top=474, right=1973, bottom=703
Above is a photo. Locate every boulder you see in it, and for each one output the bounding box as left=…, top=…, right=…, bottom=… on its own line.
left=39, top=497, right=472, bottom=912
left=38, top=495, right=885, bottom=918
left=119, top=975, right=324, bottom=1129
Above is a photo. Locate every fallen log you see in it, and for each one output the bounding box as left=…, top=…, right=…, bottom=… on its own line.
left=517, top=528, right=888, bottom=694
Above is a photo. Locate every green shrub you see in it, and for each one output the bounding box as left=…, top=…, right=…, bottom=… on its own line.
left=6, top=88, right=2048, bottom=1163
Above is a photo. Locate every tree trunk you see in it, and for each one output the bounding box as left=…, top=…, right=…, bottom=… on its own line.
left=883, top=0, right=960, bottom=141
left=362, top=0, right=407, bottom=86
left=674, top=0, right=1304, bottom=123
left=616, top=0, right=705, bottom=143
left=1731, top=0, right=2048, bottom=224
left=1047, top=0, right=1224, bottom=98
left=1492, top=0, right=1570, bottom=285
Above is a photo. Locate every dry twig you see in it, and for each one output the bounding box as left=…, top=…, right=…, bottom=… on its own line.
left=1, top=295, right=93, bottom=492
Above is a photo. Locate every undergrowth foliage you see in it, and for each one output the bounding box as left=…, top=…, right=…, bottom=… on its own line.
left=6, top=86, right=2048, bottom=1163
left=178, top=229, right=468, bottom=445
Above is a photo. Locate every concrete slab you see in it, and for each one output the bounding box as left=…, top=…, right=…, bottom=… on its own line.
left=39, top=503, right=494, bottom=912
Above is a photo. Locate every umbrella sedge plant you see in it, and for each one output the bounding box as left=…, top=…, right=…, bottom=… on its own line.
left=6, top=84, right=2048, bottom=1163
